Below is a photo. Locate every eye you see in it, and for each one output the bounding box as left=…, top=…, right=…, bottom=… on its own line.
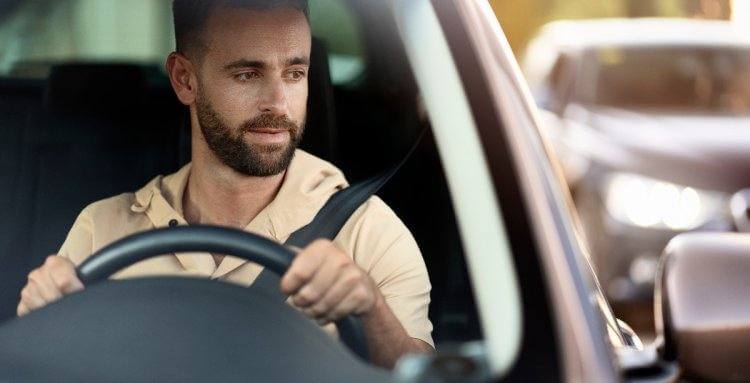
left=288, top=70, right=307, bottom=81
left=235, top=71, right=260, bottom=82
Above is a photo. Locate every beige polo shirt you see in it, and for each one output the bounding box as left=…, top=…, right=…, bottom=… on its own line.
left=58, top=149, right=433, bottom=346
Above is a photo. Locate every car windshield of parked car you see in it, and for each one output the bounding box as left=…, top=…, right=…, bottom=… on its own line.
left=577, top=46, right=750, bottom=115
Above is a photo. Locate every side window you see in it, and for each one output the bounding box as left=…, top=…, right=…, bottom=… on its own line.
left=309, top=0, right=364, bottom=86
left=0, top=0, right=173, bottom=78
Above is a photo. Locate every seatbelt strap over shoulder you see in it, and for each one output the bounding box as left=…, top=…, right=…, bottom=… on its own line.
left=287, top=129, right=422, bottom=249
left=250, top=131, right=424, bottom=298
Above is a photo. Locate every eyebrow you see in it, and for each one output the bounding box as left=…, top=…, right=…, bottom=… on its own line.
left=286, top=57, right=310, bottom=66
left=223, top=57, right=310, bottom=71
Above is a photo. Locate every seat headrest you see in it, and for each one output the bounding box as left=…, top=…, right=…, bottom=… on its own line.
left=44, top=64, right=148, bottom=115
left=301, top=38, right=336, bottom=161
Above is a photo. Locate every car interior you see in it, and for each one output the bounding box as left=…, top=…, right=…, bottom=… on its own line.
left=0, top=0, right=482, bottom=347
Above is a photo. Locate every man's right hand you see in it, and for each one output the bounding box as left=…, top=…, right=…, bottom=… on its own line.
left=17, top=255, right=84, bottom=317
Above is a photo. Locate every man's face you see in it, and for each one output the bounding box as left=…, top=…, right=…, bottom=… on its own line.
left=194, top=6, right=311, bottom=177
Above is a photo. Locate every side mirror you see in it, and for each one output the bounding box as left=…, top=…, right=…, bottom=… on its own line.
left=656, top=233, right=750, bottom=382
left=730, top=188, right=750, bottom=232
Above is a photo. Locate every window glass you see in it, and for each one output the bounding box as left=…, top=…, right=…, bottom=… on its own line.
left=0, top=0, right=479, bottom=355
left=0, top=0, right=173, bottom=77
left=576, top=46, right=750, bottom=115
left=0, top=0, right=365, bottom=84
left=309, top=0, right=364, bottom=85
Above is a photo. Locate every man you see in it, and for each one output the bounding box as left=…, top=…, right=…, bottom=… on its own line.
left=16, top=0, right=432, bottom=368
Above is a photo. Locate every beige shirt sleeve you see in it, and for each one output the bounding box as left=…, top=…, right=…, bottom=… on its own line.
left=58, top=193, right=146, bottom=266
left=336, top=196, right=434, bottom=347
left=58, top=206, right=95, bottom=266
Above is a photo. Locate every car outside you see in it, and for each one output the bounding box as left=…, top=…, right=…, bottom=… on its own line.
left=522, top=18, right=750, bottom=305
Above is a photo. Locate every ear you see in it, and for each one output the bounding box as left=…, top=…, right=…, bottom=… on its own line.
left=166, top=52, right=198, bottom=106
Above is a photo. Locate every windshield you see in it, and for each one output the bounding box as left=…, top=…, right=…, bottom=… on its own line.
left=577, top=46, right=750, bottom=115
left=0, top=0, right=489, bottom=366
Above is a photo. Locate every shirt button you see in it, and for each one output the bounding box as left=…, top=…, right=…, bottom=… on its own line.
left=168, top=219, right=179, bottom=227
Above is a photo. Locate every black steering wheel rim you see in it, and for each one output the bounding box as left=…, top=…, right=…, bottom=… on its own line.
left=76, top=225, right=369, bottom=361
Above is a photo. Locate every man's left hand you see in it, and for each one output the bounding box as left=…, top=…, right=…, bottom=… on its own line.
left=280, top=239, right=381, bottom=324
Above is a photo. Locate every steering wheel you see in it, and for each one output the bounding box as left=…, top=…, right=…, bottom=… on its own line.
left=76, top=225, right=369, bottom=360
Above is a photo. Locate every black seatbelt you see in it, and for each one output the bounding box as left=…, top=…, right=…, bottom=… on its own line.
left=249, top=131, right=424, bottom=300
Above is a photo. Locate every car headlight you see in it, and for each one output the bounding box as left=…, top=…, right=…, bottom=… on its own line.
left=604, top=173, right=727, bottom=230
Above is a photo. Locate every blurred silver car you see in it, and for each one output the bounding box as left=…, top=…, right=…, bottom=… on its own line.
left=523, top=18, right=750, bottom=303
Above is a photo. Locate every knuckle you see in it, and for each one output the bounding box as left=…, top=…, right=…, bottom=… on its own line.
left=27, top=269, right=42, bottom=283
left=44, top=255, right=61, bottom=267
left=56, top=274, right=75, bottom=290
left=289, top=268, right=313, bottom=285
left=20, top=287, right=33, bottom=301
left=309, top=304, right=326, bottom=317
left=49, top=257, right=73, bottom=273
left=299, top=287, right=320, bottom=304
left=300, top=267, right=316, bottom=280
left=334, top=256, right=350, bottom=269
left=343, top=270, right=361, bottom=287
left=292, top=295, right=307, bottom=307
left=314, top=301, right=329, bottom=315
left=283, top=271, right=301, bottom=286
left=351, top=287, right=368, bottom=303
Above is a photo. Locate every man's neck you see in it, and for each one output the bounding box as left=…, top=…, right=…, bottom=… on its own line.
left=183, top=155, right=286, bottom=230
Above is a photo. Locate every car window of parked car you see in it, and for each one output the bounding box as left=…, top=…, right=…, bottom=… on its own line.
left=541, top=53, right=576, bottom=112
left=576, top=46, right=750, bottom=115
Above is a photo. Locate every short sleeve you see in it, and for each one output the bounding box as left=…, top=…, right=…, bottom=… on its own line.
left=335, top=196, right=434, bottom=347
left=58, top=207, right=95, bottom=266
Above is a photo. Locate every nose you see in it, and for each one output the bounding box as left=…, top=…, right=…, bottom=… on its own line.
left=258, top=77, right=287, bottom=115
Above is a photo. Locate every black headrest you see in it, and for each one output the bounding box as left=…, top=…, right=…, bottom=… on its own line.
left=301, top=38, right=336, bottom=162
left=44, top=64, right=148, bottom=115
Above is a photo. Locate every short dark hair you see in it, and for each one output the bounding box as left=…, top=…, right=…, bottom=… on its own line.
left=172, top=0, right=309, bottom=58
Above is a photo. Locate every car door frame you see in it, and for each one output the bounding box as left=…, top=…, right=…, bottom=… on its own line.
left=431, top=1, right=623, bottom=381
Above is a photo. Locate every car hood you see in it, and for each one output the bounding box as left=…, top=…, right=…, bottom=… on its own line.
left=563, top=104, right=750, bottom=192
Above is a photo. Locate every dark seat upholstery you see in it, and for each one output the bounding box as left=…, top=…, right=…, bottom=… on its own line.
left=300, top=38, right=336, bottom=162
left=0, top=79, right=45, bottom=311
left=0, top=64, right=185, bottom=322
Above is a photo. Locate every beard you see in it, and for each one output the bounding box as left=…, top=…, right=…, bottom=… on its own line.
left=195, top=93, right=304, bottom=177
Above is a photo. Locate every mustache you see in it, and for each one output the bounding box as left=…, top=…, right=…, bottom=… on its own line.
left=240, top=114, right=299, bottom=134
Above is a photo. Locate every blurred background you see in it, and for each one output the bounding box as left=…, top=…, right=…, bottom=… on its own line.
left=492, top=0, right=737, bottom=55
left=493, top=0, right=750, bottom=340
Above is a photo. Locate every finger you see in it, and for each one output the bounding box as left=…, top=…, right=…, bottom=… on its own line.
left=292, top=255, right=349, bottom=308
left=20, top=282, right=46, bottom=310
left=47, top=260, right=84, bottom=294
left=16, top=302, right=29, bottom=317
left=327, top=285, right=373, bottom=322
left=314, top=316, right=332, bottom=326
left=280, top=241, right=330, bottom=295
left=302, top=267, right=360, bottom=318
left=28, top=269, right=62, bottom=303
